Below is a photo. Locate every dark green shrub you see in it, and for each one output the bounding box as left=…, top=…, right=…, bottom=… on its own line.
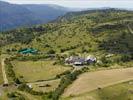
left=7, top=92, right=16, bottom=98
left=47, top=49, right=55, bottom=54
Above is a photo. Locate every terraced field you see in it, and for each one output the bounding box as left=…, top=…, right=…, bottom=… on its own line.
left=63, top=67, right=133, bottom=97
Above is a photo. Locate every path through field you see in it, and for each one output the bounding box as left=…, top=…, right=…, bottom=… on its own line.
left=1, top=59, right=8, bottom=84
left=63, top=67, right=133, bottom=97
left=128, top=24, right=133, bottom=34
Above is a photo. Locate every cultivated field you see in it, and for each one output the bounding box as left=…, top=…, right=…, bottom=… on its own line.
left=63, top=67, right=133, bottom=97
left=63, top=80, right=133, bottom=100
left=12, top=60, right=71, bottom=82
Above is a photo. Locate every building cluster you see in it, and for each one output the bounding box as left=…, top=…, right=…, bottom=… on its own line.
left=65, top=55, right=96, bottom=66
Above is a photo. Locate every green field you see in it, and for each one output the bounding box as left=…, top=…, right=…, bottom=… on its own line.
left=63, top=80, right=133, bottom=100
left=12, top=60, right=71, bottom=82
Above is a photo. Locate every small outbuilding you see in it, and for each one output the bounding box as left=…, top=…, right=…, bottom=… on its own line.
left=85, top=55, right=97, bottom=63
left=18, top=48, right=38, bottom=54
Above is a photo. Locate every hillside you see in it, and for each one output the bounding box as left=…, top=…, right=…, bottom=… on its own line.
left=0, top=8, right=133, bottom=55
left=0, top=1, right=70, bottom=31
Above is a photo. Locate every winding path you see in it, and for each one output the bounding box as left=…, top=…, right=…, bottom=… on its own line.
left=1, top=59, right=8, bottom=84
left=128, top=24, right=133, bottom=34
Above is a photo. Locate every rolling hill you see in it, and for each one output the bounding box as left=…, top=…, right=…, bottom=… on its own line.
left=0, top=8, right=133, bottom=55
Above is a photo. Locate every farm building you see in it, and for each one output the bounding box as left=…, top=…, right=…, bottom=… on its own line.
left=65, top=55, right=97, bottom=66
left=18, top=48, right=38, bottom=54
left=65, top=56, right=85, bottom=65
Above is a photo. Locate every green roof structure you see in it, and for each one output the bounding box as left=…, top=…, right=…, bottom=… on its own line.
left=18, top=48, right=38, bottom=54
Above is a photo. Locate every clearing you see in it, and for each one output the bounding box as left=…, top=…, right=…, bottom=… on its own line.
left=12, top=60, right=71, bottom=82
left=63, top=67, right=133, bottom=97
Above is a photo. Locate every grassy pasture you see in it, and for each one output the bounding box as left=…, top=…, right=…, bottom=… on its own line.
left=12, top=60, right=71, bottom=82
left=28, top=79, right=60, bottom=92
left=63, top=67, right=133, bottom=97
left=63, top=80, right=133, bottom=100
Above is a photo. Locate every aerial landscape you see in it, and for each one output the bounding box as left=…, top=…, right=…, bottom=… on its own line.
left=0, top=0, right=133, bottom=100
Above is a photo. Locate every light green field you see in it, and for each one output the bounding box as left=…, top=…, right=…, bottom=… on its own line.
left=12, top=60, right=71, bottom=82
left=63, top=67, right=133, bottom=97
left=28, top=79, right=60, bottom=92
left=63, top=80, right=133, bottom=100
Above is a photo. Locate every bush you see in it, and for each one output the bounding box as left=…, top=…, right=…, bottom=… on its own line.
left=56, top=70, right=71, bottom=78
left=7, top=92, right=25, bottom=100
left=7, top=92, right=16, bottom=98
left=47, top=49, right=55, bottom=54
left=14, top=78, right=21, bottom=84
left=121, top=55, right=132, bottom=62
left=42, top=92, right=53, bottom=100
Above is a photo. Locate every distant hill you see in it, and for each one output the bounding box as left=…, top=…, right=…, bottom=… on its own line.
left=0, top=1, right=71, bottom=31
left=0, top=8, right=133, bottom=54
left=0, top=1, right=41, bottom=31
left=22, top=4, right=69, bottom=23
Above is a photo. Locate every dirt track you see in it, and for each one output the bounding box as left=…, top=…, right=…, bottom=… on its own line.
left=63, top=67, right=133, bottom=97
left=1, top=59, right=8, bottom=84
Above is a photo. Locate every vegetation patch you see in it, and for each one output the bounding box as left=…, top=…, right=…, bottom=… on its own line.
left=4, top=58, right=21, bottom=84
left=42, top=68, right=89, bottom=100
